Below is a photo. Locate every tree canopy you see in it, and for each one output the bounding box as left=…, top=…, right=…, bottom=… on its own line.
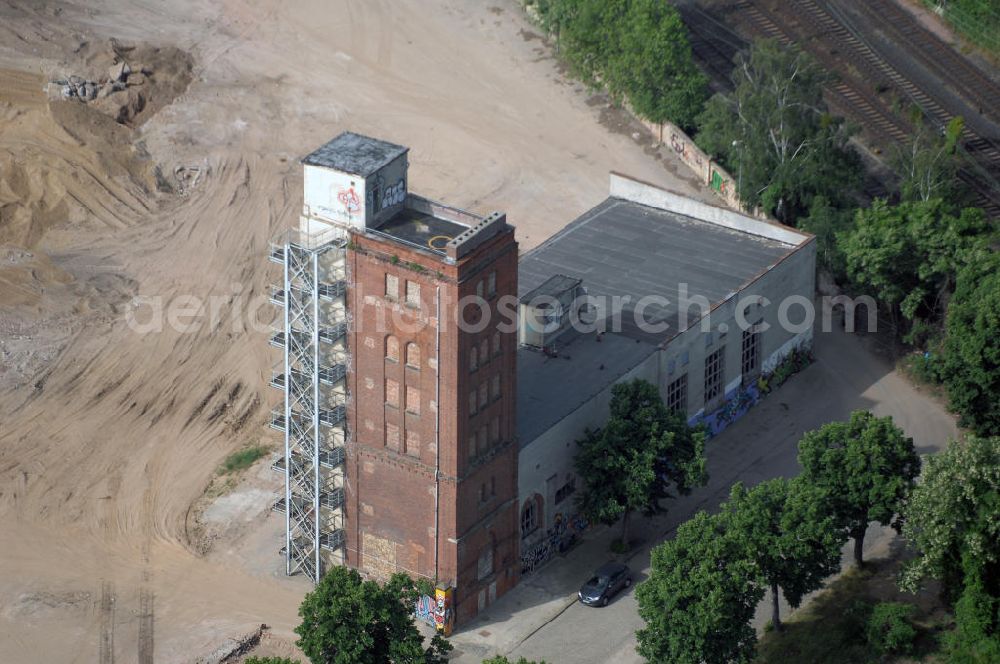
left=797, top=410, right=920, bottom=566
left=900, top=435, right=1000, bottom=597
left=892, top=115, right=965, bottom=203
left=839, top=197, right=991, bottom=343
left=942, top=252, right=1000, bottom=436
left=695, top=39, right=861, bottom=223
left=532, top=0, right=707, bottom=128
left=295, top=567, right=450, bottom=664
left=721, top=478, right=844, bottom=630
left=636, top=511, right=764, bottom=664
left=575, top=379, right=706, bottom=547
left=901, top=435, right=1000, bottom=659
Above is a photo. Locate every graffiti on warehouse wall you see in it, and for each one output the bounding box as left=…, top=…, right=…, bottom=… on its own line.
left=520, top=512, right=589, bottom=575
left=688, top=345, right=814, bottom=438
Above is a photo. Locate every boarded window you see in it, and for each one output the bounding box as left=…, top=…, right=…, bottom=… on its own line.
left=477, top=427, right=487, bottom=456
left=477, top=542, right=494, bottom=580
left=487, top=271, right=497, bottom=297
left=385, top=422, right=400, bottom=451
left=491, top=374, right=501, bottom=401
left=385, top=379, right=400, bottom=408
left=386, top=336, right=399, bottom=362
left=478, top=383, right=488, bottom=409
left=406, top=386, right=420, bottom=415
left=469, top=389, right=478, bottom=415
left=406, top=342, right=420, bottom=369
left=405, top=280, right=420, bottom=307
left=490, top=417, right=499, bottom=443
left=405, top=429, right=420, bottom=456
left=470, top=346, right=478, bottom=372
left=492, top=331, right=502, bottom=357
left=385, top=273, right=399, bottom=300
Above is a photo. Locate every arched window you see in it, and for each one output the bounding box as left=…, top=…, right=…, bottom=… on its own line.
left=386, top=335, right=399, bottom=362
left=469, top=346, right=478, bottom=371
left=406, top=342, right=420, bottom=369
left=521, top=496, right=540, bottom=538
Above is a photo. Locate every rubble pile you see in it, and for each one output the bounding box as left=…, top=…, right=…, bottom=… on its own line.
left=55, top=59, right=150, bottom=100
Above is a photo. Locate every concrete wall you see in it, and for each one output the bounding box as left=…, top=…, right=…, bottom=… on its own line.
left=303, top=164, right=367, bottom=231
left=517, top=349, right=660, bottom=542
left=626, top=108, right=743, bottom=211
left=657, top=235, right=817, bottom=420
left=366, top=153, right=408, bottom=227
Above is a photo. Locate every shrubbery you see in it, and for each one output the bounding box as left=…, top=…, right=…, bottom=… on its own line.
left=866, top=602, right=917, bottom=657
left=524, top=0, right=707, bottom=129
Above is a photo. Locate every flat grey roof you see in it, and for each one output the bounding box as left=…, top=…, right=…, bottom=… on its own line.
left=302, top=132, right=408, bottom=177
left=374, top=207, right=468, bottom=255
left=518, top=197, right=795, bottom=334
left=517, top=329, right=658, bottom=448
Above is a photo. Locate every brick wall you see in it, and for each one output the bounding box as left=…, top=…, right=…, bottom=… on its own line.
left=345, top=223, right=520, bottom=623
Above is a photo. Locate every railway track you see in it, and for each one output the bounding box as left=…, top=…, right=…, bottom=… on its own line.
left=716, top=0, right=1000, bottom=217
left=678, top=4, right=746, bottom=91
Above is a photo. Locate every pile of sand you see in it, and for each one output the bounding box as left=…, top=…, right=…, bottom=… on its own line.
left=0, top=42, right=192, bottom=250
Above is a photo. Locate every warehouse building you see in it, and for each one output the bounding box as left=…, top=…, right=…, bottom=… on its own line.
left=269, top=133, right=815, bottom=627
left=515, top=173, right=815, bottom=565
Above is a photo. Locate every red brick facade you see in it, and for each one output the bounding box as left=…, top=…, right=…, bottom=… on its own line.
left=345, top=225, right=520, bottom=624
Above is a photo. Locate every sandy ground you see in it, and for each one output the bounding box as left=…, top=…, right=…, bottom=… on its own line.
left=0, top=1, right=715, bottom=661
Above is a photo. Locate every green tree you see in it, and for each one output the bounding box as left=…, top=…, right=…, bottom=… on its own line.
left=694, top=39, right=861, bottom=223
left=608, top=0, right=708, bottom=129
left=942, top=252, right=1000, bottom=436
left=295, top=567, right=451, bottom=664
left=798, top=411, right=920, bottom=567
left=893, top=115, right=965, bottom=203
left=721, top=478, right=844, bottom=631
left=541, top=0, right=706, bottom=129
left=636, top=511, right=764, bottom=664
left=557, top=0, right=625, bottom=88
left=839, top=198, right=991, bottom=343
left=945, top=552, right=1000, bottom=663
left=575, top=379, right=706, bottom=548
left=798, top=195, right=853, bottom=279
left=900, top=435, right=1000, bottom=599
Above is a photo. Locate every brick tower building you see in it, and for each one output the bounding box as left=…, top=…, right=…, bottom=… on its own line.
left=275, top=131, right=519, bottom=625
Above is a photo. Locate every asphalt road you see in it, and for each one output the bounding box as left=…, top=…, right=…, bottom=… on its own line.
left=504, top=325, right=959, bottom=664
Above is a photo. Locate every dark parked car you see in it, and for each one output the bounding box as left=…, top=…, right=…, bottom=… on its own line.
left=578, top=561, right=632, bottom=607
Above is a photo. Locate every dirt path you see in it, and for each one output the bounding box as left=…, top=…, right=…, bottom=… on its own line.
left=0, top=1, right=716, bottom=661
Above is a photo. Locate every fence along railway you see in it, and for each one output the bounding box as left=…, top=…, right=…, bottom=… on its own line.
left=683, top=0, right=1000, bottom=218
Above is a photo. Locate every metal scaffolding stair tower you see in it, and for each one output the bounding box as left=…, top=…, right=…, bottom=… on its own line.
left=268, top=226, right=349, bottom=583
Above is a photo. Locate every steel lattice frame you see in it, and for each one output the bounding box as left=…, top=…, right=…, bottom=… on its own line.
left=272, top=232, right=348, bottom=583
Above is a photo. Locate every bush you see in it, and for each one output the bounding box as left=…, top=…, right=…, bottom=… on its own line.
left=866, top=602, right=917, bottom=656
left=220, top=444, right=269, bottom=474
